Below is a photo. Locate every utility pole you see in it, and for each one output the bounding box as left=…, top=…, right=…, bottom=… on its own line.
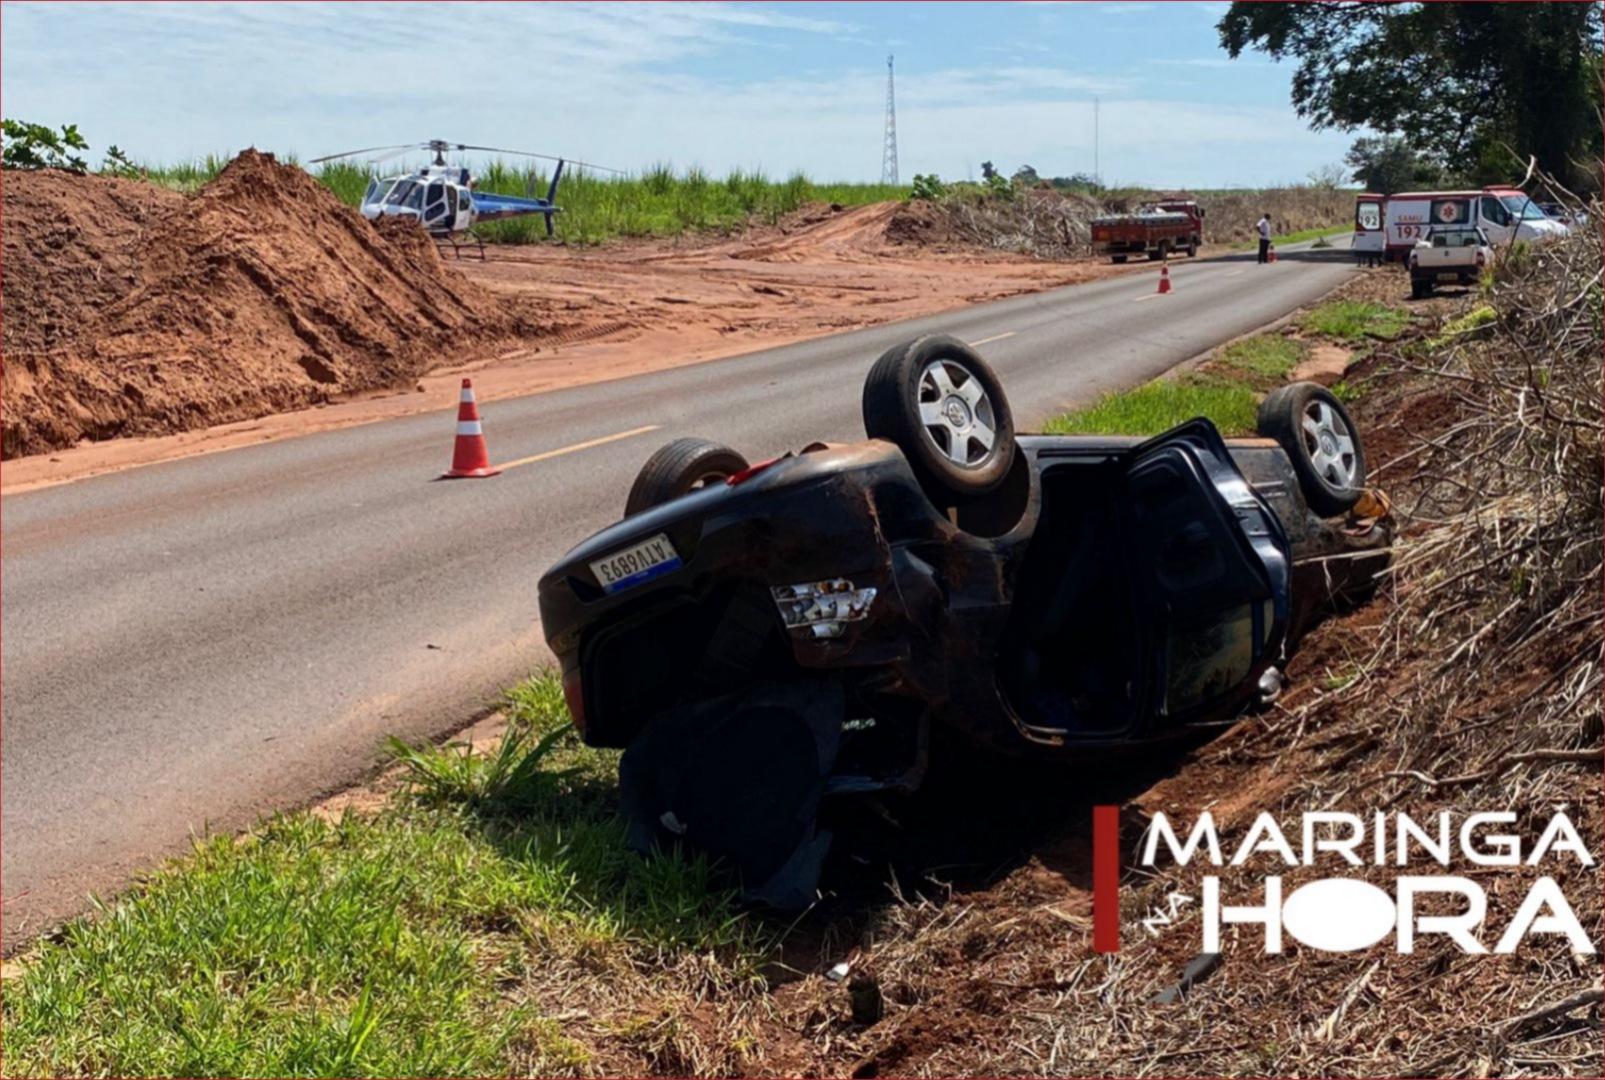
left=1093, top=94, right=1100, bottom=185
left=881, top=54, right=899, bottom=185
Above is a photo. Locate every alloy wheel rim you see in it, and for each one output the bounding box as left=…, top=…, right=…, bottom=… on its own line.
left=1301, top=400, right=1358, bottom=489
left=917, top=359, right=997, bottom=468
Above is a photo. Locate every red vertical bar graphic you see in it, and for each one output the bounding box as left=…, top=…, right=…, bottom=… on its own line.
left=1092, top=804, right=1120, bottom=954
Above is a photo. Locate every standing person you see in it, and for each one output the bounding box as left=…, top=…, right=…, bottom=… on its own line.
left=1256, top=213, right=1272, bottom=264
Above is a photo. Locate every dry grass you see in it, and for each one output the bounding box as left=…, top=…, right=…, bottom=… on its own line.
left=888, top=185, right=1353, bottom=261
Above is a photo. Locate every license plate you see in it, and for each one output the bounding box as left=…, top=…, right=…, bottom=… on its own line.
left=589, top=533, right=682, bottom=594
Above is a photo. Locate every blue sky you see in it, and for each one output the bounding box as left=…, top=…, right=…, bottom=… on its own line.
left=0, top=1, right=1356, bottom=187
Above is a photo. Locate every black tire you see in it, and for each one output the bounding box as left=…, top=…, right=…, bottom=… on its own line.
left=1257, top=382, right=1367, bottom=516
left=624, top=437, right=749, bottom=517
left=1146, top=247, right=1162, bottom=261
left=863, top=334, right=1016, bottom=501
left=1112, top=255, right=1128, bottom=264
left=1187, top=238, right=1199, bottom=257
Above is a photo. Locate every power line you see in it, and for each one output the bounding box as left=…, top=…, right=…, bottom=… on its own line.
left=881, top=54, right=899, bottom=185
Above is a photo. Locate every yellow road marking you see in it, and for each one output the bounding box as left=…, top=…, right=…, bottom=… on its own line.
left=494, top=425, right=662, bottom=472
left=968, top=331, right=1017, bottom=347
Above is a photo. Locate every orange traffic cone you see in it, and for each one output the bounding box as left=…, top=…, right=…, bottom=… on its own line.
left=441, top=378, right=501, bottom=479
left=1268, top=244, right=1278, bottom=263
left=1157, top=265, right=1172, bottom=294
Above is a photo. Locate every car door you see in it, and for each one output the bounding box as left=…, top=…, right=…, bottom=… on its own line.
left=1121, top=420, right=1290, bottom=727
left=1478, top=195, right=1514, bottom=245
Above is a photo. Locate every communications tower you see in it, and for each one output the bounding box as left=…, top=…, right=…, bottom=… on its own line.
left=881, top=54, right=899, bottom=185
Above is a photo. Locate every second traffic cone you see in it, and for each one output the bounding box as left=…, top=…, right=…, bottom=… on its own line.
left=1157, top=265, right=1172, bottom=294
left=1268, top=243, right=1278, bottom=263
left=441, top=378, right=501, bottom=479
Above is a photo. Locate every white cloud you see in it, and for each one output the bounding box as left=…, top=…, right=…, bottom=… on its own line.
left=1155, top=57, right=1269, bottom=69
left=0, top=0, right=1351, bottom=186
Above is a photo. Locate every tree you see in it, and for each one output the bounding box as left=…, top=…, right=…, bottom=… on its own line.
left=980, top=160, right=998, bottom=181
left=100, top=144, right=143, bottom=178
left=1219, top=2, right=1603, bottom=190
left=1306, top=162, right=1349, bottom=190
left=1011, top=164, right=1041, bottom=186
left=910, top=174, right=947, bottom=201
left=1345, top=135, right=1443, bottom=194
left=2, top=119, right=88, bottom=171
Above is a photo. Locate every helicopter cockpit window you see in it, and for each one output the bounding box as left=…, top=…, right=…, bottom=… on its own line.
left=364, top=178, right=399, bottom=207
left=384, top=180, right=417, bottom=207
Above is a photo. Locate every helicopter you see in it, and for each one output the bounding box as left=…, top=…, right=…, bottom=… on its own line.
left=309, top=139, right=621, bottom=254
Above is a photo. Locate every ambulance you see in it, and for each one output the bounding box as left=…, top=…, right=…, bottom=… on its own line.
left=1382, top=187, right=1567, bottom=261
left=1352, top=193, right=1386, bottom=264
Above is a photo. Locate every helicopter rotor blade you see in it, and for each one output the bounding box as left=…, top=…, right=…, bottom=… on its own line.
left=450, top=144, right=625, bottom=175
left=307, top=143, right=422, bottom=165
left=367, top=146, right=416, bottom=167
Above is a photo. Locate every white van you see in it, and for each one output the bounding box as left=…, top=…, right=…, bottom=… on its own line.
left=1383, top=187, right=1567, bottom=261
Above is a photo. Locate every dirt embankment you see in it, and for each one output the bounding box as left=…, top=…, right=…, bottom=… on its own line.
left=3, top=176, right=1157, bottom=480
left=3, top=162, right=1155, bottom=469
left=2, top=158, right=1352, bottom=466
left=2, top=152, right=567, bottom=459
left=2, top=171, right=184, bottom=355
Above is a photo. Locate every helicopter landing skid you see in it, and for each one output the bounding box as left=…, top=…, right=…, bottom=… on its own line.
left=431, top=229, right=487, bottom=262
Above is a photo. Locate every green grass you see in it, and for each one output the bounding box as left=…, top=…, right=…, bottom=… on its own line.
left=1044, top=374, right=1260, bottom=437
left=1301, top=300, right=1411, bottom=342
left=2, top=674, right=770, bottom=1078
left=140, top=155, right=907, bottom=246
left=1044, top=329, right=1310, bottom=437
left=1214, top=334, right=1306, bottom=383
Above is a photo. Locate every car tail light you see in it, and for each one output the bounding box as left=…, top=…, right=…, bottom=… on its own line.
left=771, top=579, right=877, bottom=639
left=561, top=668, right=586, bottom=734
left=726, top=457, right=781, bottom=487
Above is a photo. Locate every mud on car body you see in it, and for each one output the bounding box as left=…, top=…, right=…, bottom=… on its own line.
left=538, top=335, right=1391, bottom=906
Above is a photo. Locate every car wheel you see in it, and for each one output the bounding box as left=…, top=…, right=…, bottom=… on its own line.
left=624, top=437, right=749, bottom=516
left=1112, top=255, right=1128, bottom=264
left=1187, top=240, right=1199, bottom=257
left=863, top=334, right=1016, bottom=501
left=1257, top=382, right=1367, bottom=516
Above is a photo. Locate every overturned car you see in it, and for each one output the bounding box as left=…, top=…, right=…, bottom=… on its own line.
left=538, top=335, right=1391, bottom=905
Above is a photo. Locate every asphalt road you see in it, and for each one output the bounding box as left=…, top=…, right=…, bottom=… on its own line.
left=1, top=241, right=1360, bottom=948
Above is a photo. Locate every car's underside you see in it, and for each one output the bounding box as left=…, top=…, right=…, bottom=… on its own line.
left=538, top=334, right=1392, bottom=907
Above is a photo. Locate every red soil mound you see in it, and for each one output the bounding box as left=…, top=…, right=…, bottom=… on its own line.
left=2, top=151, right=557, bottom=458
left=2, top=170, right=183, bottom=354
